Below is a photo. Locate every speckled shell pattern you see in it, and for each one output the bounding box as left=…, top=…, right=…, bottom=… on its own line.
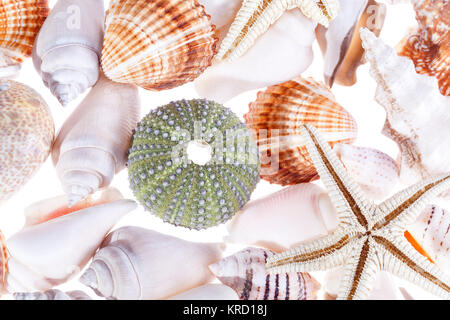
left=101, top=0, right=218, bottom=91
left=244, top=76, right=357, bottom=185
left=209, top=247, right=321, bottom=300
left=128, top=99, right=260, bottom=230
left=0, top=81, right=54, bottom=204
left=0, top=230, right=8, bottom=293
left=0, top=0, right=49, bottom=63
left=398, top=0, right=449, bottom=96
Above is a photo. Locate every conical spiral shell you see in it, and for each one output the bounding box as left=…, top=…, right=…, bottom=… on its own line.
left=244, top=76, right=358, bottom=185
left=0, top=0, right=49, bottom=76
left=0, top=80, right=54, bottom=205
left=209, top=247, right=321, bottom=300
left=101, top=0, right=218, bottom=91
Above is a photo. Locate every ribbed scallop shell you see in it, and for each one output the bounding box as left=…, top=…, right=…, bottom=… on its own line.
left=244, top=76, right=358, bottom=185
left=0, top=0, right=49, bottom=65
left=398, top=0, right=449, bottom=96
left=101, top=0, right=218, bottom=90
left=209, top=247, right=321, bottom=300
left=0, top=81, right=54, bottom=204
left=128, top=99, right=260, bottom=230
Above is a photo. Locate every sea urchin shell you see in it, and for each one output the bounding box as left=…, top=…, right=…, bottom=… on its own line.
left=128, top=99, right=260, bottom=230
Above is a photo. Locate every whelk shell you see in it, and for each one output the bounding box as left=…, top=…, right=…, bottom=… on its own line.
left=80, top=226, right=225, bottom=300
left=209, top=247, right=321, bottom=300
left=0, top=81, right=54, bottom=205
left=0, top=0, right=49, bottom=78
left=101, top=0, right=218, bottom=91
left=244, top=76, right=358, bottom=186
left=334, top=144, right=400, bottom=200
left=361, top=28, right=450, bottom=193
left=397, top=0, right=449, bottom=96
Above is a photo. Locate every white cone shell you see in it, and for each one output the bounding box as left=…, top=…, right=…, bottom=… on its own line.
left=226, top=183, right=339, bottom=252
left=168, top=284, right=239, bottom=300
left=195, top=10, right=316, bottom=103
left=33, top=0, right=105, bottom=105
left=52, top=73, right=140, bottom=206
left=4, top=199, right=136, bottom=293
left=79, top=226, right=225, bottom=300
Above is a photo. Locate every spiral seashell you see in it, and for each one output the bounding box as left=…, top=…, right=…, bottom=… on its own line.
left=397, top=0, right=449, bottom=96
left=101, top=0, right=217, bottom=91
left=168, top=284, right=239, bottom=300
left=226, top=183, right=339, bottom=252
left=408, top=205, right=450, bottom=270
left=128, top=99, right=260, bottom=230
left=80, top=226, right=225, bottom=300
left=33, top=0, right=105, bottom=106
left=0, top=199, right=136, bottom=294
left=0, top=80, right=54, bottom=205
left=52, top=73, right=140, bottom=207
left=0, top=0, right=49, bottom=78
left=334, top=144, right=400, bottom=200
left=316, top=0, right=386, bottom=87
left=23, top=187, right=123, bottom=227
left=209, top=247, right=321, bottom=300
left=14, top=289, right=92, bottom=300
left=361, top=29, right=450, bottom=193
left=244, top=76, right=358, bottom=186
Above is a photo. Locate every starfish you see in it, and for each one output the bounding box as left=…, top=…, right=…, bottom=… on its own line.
left=266, top=124, right=450, bottom=300
left=216, top=0, right=340, bottom=61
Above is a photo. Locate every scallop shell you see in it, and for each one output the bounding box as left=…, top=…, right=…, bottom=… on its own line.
left=334, top=144, right=400, bottom=200
left=0, top=0, right=49, bottom=77
left=101, top=0, right=218, bottom=91
left=209, top=247, right=321, bottom=300
left=0, top=80, right=54, bottom=205
left=408, top=205, right=450, bottom=270
left=244, top=76, right=358, bottom=185
left=397, top=0, right=449, bottom=96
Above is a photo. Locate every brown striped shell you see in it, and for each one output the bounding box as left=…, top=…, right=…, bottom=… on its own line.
left=0, top=81, right=54, bottom=204
left=101, top=0, right=218, bottom=91
left=209, top=247, right=320, bottom=300
left=244, top=76, right=358, bottom=186
left=397, top=0, right=449, bottom=96
left=0, top=0, right=49, bottom=66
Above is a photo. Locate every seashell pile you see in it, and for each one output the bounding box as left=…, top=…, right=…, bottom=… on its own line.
left=244, top=76, right=358, bottom=186
left=0, top=0, right=448, bottom=302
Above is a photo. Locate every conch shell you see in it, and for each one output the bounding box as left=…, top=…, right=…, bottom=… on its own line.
left=361, top=28, right=450, bottom=191
left=408, top=205, right=450, bottom=270
left=33, top=0, right=105, bottom=106
left=0, top=80, right=54, bottom=205
left=397, top=0, right=449, bottom=96
left=80, top=227, right=225, bottom=300
left=316, top=0, right=386, bottom=87
left=0, top=198, right=136, bottom=294
left=334, top=144, right=400, bottom=200
left=0, top=0, right=49, bottom=78
left=244, top=76, right=358, bottom=186
left=195, top=9, right=316, bottom=103
left=226, top=183, right=339, bottom=252
left=101, top=0, right=217, bottom=91
left=168, top=284, right=239, bottom=300
left=209, top=247, right=321, bottom=300
left=52, top=73, right=140, bottom=207
left=14, top=289, right=92, bottom=300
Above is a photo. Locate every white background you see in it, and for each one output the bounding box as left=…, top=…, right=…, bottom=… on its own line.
left=0, top=0, right=445, bottom=299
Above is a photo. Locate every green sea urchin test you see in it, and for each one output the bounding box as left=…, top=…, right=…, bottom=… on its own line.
left=128, top=99, right=260, bottom=230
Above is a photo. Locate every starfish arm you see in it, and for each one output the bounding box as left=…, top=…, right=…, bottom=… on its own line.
left=373, top=174, right=450, bottom=231
left=301, top=124, right=375, bottom=231
left=337, top=237, right=381, bottom=300
left=266, top=229, right=355, bottom=274
left=373, top=232, right=450, bottom=299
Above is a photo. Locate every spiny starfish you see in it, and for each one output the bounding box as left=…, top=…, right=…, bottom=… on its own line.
left=216, top=0, right=339, bottom=61
left=266, top=124, right=450, bottom=300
